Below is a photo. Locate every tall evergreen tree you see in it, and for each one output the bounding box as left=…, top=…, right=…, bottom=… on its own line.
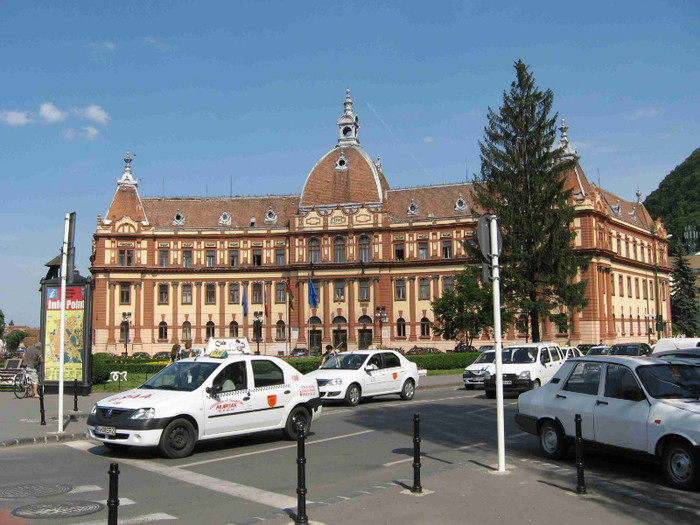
left=474, top=60, right=589, bottom=342
left=670, top=246, right=700, bottom=336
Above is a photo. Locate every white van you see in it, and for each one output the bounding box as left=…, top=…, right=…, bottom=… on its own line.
left=483, top=343, right=564, bottom=398
left=653, top=338, right=700, bottom=354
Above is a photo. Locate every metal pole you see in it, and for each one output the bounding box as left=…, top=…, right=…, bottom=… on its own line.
left=490, top=216, right=506, bottom=472
left=73, top=378, right=78, bottom=411
left=295, top=423, right=309, bottom=524
left=39, top=384, right=46, bottom=426
left=107, top=462, right=120, bottom=525
left=411, top=413, right=422, bottom=493
left=575, top=414, right=587, bottom=494
left=58, top=213, right=70, bottom=433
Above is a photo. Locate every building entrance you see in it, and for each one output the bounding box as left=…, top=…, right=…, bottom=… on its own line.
left=358, top=329, right=373, bottom=349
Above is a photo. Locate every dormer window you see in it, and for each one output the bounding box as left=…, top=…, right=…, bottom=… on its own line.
left=250, top=217, right=256, bottom=227
left=218, top=212, right=231, bottom=226
left=172, top=210, right=185, bottom=226
left=335, top=151, right=348, bottom=170
left=407, top=199, right=419, bottom=217
left=454, top=196, right=467, bottom=212
left=264, top=207, right=278, bottom=224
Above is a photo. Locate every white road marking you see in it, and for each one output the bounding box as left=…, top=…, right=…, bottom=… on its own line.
left=78, top=512, right=178, bottom=524
left=180, top=430, right=375, bottom=468
left=70, top=484, right=102, bottom=494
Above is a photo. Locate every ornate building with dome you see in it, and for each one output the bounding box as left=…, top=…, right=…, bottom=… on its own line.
left=90, top=91, right=673, bottom=355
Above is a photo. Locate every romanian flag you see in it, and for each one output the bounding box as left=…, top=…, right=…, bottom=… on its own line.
left=264, top=286, right=269, bottom=318
left=286, top=281, right=294, bottom=311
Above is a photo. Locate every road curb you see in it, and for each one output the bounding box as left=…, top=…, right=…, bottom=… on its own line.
left=0, top=432, right=90, bottom=448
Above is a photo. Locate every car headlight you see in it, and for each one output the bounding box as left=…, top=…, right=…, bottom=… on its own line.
left=328, top=378, right=343, bottom=386
left=129, top=408, right=155, bottom=420
left=483, top=372, right=492, bottom=380
left=91, top=404, right=97, bottom=415
left=518, top=370, right=531, bottom=380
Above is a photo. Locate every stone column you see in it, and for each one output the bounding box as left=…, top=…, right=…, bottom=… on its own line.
left=242, top=281, right=250, bottom=340
left=107, top=281, right=116, bottom=344
left=194, top=282, right=203, bottom=344
left=408, top=276, right=417, bottom=341
left=297, top=279, right=306, bottom=344
left=347, top=278, right=356, bottom=344
left=218, top=281, right=226, bottom=337
left=264, top=280, right=273, bottom=341
left=322, top=279, right=331, bottom=344
left=134, top=282, right=143, bottom=344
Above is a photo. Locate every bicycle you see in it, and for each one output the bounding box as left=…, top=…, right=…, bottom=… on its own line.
left=13, top=366, right=33, bottom=399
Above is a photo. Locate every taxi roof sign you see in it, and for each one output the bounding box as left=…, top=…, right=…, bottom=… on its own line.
left=203, top=338, right=251, bottom=356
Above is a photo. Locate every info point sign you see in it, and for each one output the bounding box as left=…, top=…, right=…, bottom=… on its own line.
left=43, top=286, right=86, bottom=382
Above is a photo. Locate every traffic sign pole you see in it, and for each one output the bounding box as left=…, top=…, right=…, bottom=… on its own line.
left=490, top=216, right=506, bottom=473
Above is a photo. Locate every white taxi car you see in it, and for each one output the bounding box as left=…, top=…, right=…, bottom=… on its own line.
left=87, top=338, right=322, bottom=458
left=483, top=343, right=565, bottom=398
left=306, top=350, right=419, bottom=406
left=515, top=356, right=700, bottom=490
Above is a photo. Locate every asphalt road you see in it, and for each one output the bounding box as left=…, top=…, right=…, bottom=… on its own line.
left=0, top=384, right=698, bottom=524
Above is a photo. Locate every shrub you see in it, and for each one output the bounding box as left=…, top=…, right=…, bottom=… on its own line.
left=91, top=353, right=168, bottom=384
left=284, top=357, right=321, bottom=374
left=404, top=352, right=479, bottom=370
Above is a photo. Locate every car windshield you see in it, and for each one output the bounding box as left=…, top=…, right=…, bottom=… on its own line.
left=140, top=361, right=221, bottom=392
left=636, top=364, right=700, bottom=399
left=502, top=347, right=537, bottom=364
left=320, top=353, right=369, bottom=370
left=609, top=344, right=641, bottom=356
left=474, top=352, right=495, bottom=364
left=587, top=346, right=608, bottom=355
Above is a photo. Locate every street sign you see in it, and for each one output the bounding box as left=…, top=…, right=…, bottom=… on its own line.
left=476, top=214, right=503, bottom=260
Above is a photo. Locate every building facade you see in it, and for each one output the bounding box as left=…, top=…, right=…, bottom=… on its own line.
left=90, top=91, right=672, bottom=355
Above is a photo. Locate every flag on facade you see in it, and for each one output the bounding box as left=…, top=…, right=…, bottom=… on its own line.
left=242, top=285, right=248, bottom=317
left=334, top=288, right=342, bottom=302
left=308, top=277, right=318, bottom=308
left=264, top=286, right=269, bottom=318
left=285, top=281, right=294, bottom=311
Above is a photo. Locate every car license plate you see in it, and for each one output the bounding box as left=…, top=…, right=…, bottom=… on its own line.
left=96, top=425, right=116, bottom=436
left=502, top=380, right=512, bottom=385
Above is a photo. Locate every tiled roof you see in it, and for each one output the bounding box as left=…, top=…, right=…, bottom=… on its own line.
left=105, top=186, right=147, bottom=223
left=300, top=146, right=390, bottom=207
left=386, top=183, right=480, bottom=221
left=141, top=195, right=300, bottom=229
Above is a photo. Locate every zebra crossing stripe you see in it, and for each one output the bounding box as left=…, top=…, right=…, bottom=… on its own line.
left=78, top=512, right=178, bottom=524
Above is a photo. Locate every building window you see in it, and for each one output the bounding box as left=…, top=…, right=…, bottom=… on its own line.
left=420, top=317, right=431, bottom=337
left=397, top=317, right=406, bottom=337
left=229, top=283, right=239, bottom=304
left=619, top=275, right=624, bottom=296
left=252, top=282, right=262, bottom=303
left=625, top=241, right=630, bottom=258
left=621, top=313, right=626, bottom=335
left=275, top=282, right=285, bottom=303
left=276, top=320, right=285, bottom=339
left=610, top=273, right=615, bottom=296
left=308, top=238, right=321, bottom=264
left=419, top=278, right=430, bottom=300
left=643, top=279, right=647, bottom=300
left=418, top=242, right=428, bottom=260
left=627, top=277, right=632, bottom=298
left=650, top=283, right=654, bottom=300
left=359, top=235, right=371, bottom=262
left=159, top=250, right=169, bottom=267
left=641, top=246, right=645, bottom=263
left=119, top=321, right=129, bottom=341
left=206, top=283, right=216, bottom=304
left=252, top=249, right=262, bottom=266
left=617, top=237, right=622, bottom=256
left=334, top=280, right=344, bottom=302
left=158, top=284, right=169, bottom=305
left=206, top=321, right=215, bottom=339
left=275, top=249, right=285, bottom=266
left=359, top=279, right=370, bottom=301
left=630, top=315, right=634, bottom=334
left=637, top=315, right=641, bottom=335
left=333, top=237, right=346, bottom=263
left=395, top=243, right=405, bottom=261
left=229, top=250, right=239, bottom=267
left=118, top=249, right=133, bottom=267
left=635, top=278, right=640, bottom=298
left=182, top=250, right=192, bottom=268
left=229, top=321, right=238, bottom=337
left=206, top=250, right=215, bottom=267
left=182, top=284, right=192, bottom=304
left=395, top=279, right=406, bottom=300
left=182, top=321, right=191, bottom=340
left=444, top=276, right=454, bottom=292
left=119, top=283, right=130, bottom=304
left=158, top=322, right=168, bottom=340
left=612, top=314, right=616, bottom=334
left=442, top=240, right=452, bottom=259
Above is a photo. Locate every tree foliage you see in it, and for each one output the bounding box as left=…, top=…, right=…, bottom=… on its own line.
left=5, top=330, right=30, bottom=353
left=670, top=245, right=700, bottom=336
left=473, top=60, right=589, bottom=342
left=0, top=309, right=5, bottom=339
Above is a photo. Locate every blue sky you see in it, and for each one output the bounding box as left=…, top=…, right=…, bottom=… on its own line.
left=1, top=1, right=698, bottom=326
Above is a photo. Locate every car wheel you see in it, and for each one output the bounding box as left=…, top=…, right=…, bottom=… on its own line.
left=159, top=418, right=196, bottom=459
left=400, top=379, right=415, bottom=400
left=485, top=389, right=496, bottom=399
left=103, top=442, right=129, bottom=452
left=464, top=385, right=475, bottom=390
left=345, top=384, right=361, bottom=406
left=539, top=420, right=568, bottom=460
left=662, top=439, right=700, bottom=490
left=283, top=406, right=311, bottom=440
left=531, top=379, right=541, bottom=389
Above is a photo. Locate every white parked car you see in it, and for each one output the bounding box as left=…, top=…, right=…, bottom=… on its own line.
left=561, top=346, right=583, bottom=359
left=306, top=350, right=419, bottom=406
left=482, top=343, right=564, bottom=398
left=87, top=342, right=322, bottom=458
left=515, top=356, right=700, bottom=490
left=462, top=350, right=495, bottom=389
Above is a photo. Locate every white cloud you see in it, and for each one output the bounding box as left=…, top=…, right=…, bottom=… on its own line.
left=423, top=136, right=435, bottom=143
left=0, top=110, right=31, bottom=126
left=61, top=126, right=100, bottom=141
left=144, top=36, right=177, bottom=51
left=73, top=104, right=110, bottom=125
left=39, top=102, right=68, bottom=123
left=89, top=41, right=116, bottom=53
left=624, top=108, right=661, bottom=121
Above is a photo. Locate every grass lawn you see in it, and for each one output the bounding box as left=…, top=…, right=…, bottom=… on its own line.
left=93, top=372, right=152, bottom=392
left=426, top=368, right=463, bottom=376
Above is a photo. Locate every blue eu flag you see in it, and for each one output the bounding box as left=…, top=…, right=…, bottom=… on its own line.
left=308, top=277, right=318, bottom=308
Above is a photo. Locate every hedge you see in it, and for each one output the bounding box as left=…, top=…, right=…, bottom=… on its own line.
left=92, top=354, right=168, bottom=384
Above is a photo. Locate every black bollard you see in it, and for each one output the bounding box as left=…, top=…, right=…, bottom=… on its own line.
left=411, top=413, right=422, bottom=493
left=39, top=384, right=46, bottom=426
left=73, top=378, right=79, bottom=412
left=575, top=414, right=587, bottom=494
left=107, top=462, right=120, bottom=525
left=295, top=422, right=309, bottom=524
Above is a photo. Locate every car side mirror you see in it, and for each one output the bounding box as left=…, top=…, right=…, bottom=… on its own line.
left=206, top=384, right=223, bottom=395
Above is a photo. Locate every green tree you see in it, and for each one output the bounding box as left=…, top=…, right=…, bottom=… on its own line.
left=5, top=330, right=30, bottom=353
left=474, top=60, right=589, bottom=342
left=0, top=309, right=5, bottom=339
left=670, top=246, right=700, bottom=336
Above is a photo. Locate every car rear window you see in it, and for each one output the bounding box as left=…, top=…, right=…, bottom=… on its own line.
left=637, top=364, right=700, bottom=399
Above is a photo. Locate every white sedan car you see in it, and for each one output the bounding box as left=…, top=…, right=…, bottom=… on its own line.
left=462, top=350, right=495, bottom=389
left=306, top=350, right=419, bottom=406
left=515, top=356, right=700, bottom=490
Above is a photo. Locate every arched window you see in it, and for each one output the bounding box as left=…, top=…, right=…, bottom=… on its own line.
left=309, top=316, right=322, bottom=325
left=397, top=317, right=406, bottom=337
left=206, top=321, right=215, bottom=339
left=229, top=320, right=238, bottom=337
left=158, top=321, right=168, bottom=340
left=276, top=320, right=286, bottom=339
left=621, top=314, right=625, bottom=335
left=420, top=317, right=431, bottom=337
left=358, top=235, right=371, bottom=262
left=333, top=237, right=346, bottom=263
left=182, top=321, right=191, bottom=341
left=358, top=315, right=372, bottom=326
left=332, top=316, right=347, bottom=325
left=308, top=238, right=320, bottom=264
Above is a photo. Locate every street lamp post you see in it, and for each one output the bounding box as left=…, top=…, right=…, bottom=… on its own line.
left=253, top=312, right=262, bottom=355
left=375, top=306, right=388, bottom=347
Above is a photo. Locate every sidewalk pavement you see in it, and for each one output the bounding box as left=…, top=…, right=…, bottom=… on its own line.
left=0, top=373, right=462, bottom=448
